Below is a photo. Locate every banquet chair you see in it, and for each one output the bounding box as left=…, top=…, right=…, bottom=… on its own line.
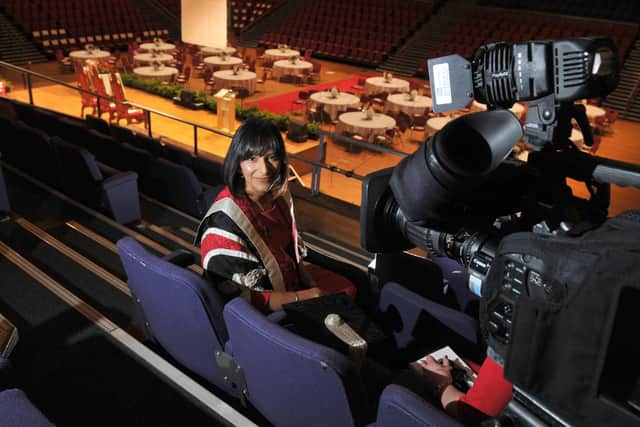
left=116, top=237, right=242, bottom=398
left=352, top=77, right=366, bottom=92
left=202, top=68, right=216, bottom=94
left=223, top=297, right=375, bottom=427
left=291, top=90, right=310, bottom=115
left=55, top=49, right=73, bottom=73
left=176, top=66, right=191, bottom=86
left=370, top=384, right=464, bottom=427
left=410, top=114, right=428, bottom=142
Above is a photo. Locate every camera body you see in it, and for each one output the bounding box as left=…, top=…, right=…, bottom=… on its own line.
left=481, top=212, right=640, bottom=426
left=361, top=37, right=640, bottom=426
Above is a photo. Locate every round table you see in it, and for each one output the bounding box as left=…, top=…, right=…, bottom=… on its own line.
left=364, top=77, right=410, bottom=95
left=204, top=56, right=243, bottom=70
left=133, top=66, right=179, bottom=81
left=213, top=70, right=257, bottom=94
left=427, top=116, right=453, bottom=134
left=69, top=49, right=111, bottom=63
left=272, top=59, right=313, bottom=79
left=385, top=93, right=432, bottom=116
left=201, top=46, right=237, bottom=57
left=265, top=48, right=300, bottom=60
left=309, top=92, right=360, bottom=120
left=139, top=42, right=175, bottom=52
left=133, top=53, right=174, bottom=65
left=336, top=111, right=396, bottom=142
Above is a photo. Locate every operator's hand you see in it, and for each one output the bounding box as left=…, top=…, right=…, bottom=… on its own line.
left=411, top=355, right=453, bottom=396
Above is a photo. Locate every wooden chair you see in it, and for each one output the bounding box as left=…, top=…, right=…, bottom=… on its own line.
left=110, top=73, right=147, bottom=128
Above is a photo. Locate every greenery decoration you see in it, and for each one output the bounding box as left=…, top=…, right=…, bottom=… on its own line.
left=121, top=73, right=315, bottom=136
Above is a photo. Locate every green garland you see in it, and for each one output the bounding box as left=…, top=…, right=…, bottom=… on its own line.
left=120, top=72, right=309, bottom=133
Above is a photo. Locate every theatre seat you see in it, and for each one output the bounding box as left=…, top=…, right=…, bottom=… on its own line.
left=141, top=157, right=218, bottom=218
left=0, top=355, right=53, bottom=427
left=116, top=237, right=240, bottom=397
left=223, top=297, right=374, bottom=427
left=51, top=137, right=141, bottom=224
left=369, top=384, right=464, bottom=427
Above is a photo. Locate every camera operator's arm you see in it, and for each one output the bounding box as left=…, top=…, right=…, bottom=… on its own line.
left=414, top=356, right=512, bottom=424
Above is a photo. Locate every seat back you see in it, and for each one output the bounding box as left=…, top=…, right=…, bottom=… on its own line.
left=223, top=298, right=371, bottom=427
left=373, top=384, right=464, bottom=427
left=193, top=156, right=224, bottom=186
left=51, top=137, right=103, bottom=204
left=14, top=122, right=60, bottom=186
left=142, top=158, right=203, bottom=217
left=116, top=237, right=235, bottom=395
left=85, top=114, right=110, bottom=135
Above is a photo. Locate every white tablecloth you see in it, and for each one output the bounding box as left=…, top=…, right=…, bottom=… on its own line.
left=427, top=116, right=453, bottom=133
left=364, top=77, right=410, bottom=95
left=204, top=56, right=243, bottom=70
left=133, top=66, right=179, bottom=81
left=265, top=48, right=300, bottom=60
left=310, top=92, right=360, bottom=120
left=272, top=60, right=313, bottom=79
left=201, top=46, right=237, bottom=56
left=69, top=49, right=111, bottom=62
left=336, top=111, right=396, bottom=142
left=385, top=93, right=432, bottom=116
left=213, top=70, right=257, bottom=94
left=133, top=53, right=174, bottom=65
left=139, top=42, right=175, bottom=52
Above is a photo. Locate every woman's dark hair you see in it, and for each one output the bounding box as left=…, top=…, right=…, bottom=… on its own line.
left=224, top=117, right=288, bottom=197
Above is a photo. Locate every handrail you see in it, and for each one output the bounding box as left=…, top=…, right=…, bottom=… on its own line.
left=0, top=60, right=409, bottom=202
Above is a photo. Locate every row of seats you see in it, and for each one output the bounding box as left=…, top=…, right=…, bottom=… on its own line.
left=430, top=6, right=638, bottom=60
left=229, top=0, right=278, bottom=33
left=0, top=114, right=141, bottom=224
left=116, top=234, right=474, bottom=427
left=0, top=0, right=167, bottom=54
left=480, top=0, right=640, bottom=24
left=1, top=98, right=224, bottom=219
left=259, top=0, right=432, bottom=66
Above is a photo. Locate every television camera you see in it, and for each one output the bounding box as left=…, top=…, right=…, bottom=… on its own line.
left=360, top=37, right=640, bottom=426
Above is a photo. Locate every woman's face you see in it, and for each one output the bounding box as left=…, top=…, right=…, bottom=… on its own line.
left=240, top=149, right=281, bottom=198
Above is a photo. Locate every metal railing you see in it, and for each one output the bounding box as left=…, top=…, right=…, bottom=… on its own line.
left=0, top=60, right=409, bottom=200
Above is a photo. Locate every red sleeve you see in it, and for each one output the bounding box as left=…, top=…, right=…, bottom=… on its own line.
left=459, top=357, right=512, bottom=417
left=250, top=291, right=271, bottom=313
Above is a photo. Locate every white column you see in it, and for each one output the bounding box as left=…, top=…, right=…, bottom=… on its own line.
left=181, top=0, right=227, bottom=47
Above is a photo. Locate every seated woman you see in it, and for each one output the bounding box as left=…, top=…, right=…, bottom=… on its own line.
left=196, top=117, right=356, bottom=312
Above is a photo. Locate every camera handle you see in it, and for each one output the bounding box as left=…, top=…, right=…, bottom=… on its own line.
left=523, top=95, right=594, bottom=151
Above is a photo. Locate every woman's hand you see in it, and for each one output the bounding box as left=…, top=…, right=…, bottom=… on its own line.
left=299, top=287, right=325, bottom=300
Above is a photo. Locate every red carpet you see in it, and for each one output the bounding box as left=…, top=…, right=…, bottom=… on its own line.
left=245, top=75, right=369, bottom=115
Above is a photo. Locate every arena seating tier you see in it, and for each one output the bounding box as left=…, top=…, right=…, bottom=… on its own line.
left=259, top=0, right=433, bottom=66
left=428, top=7, right=638, bottom=62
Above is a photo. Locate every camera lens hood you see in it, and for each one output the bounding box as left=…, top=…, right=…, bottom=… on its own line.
left=390, top=110, right=522, bottom=222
